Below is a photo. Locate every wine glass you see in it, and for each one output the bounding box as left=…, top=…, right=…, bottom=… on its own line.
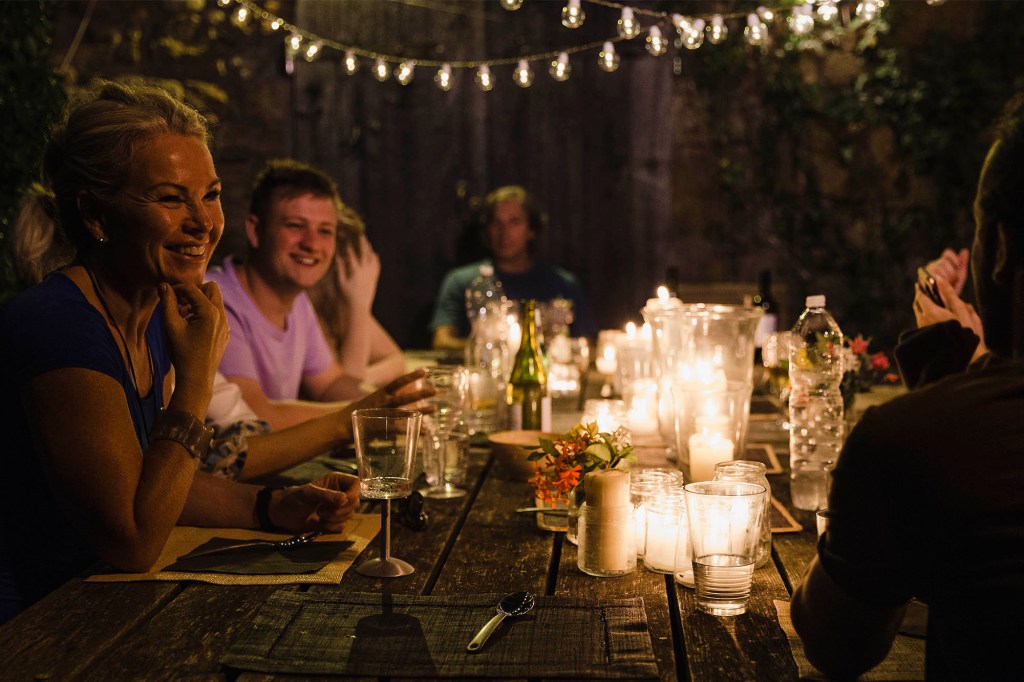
left=421, top=366, right=469, bottom=499
left=351, top=408, right=422, bottom=577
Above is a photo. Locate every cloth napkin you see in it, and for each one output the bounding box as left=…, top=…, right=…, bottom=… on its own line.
left=221, top=592, right=660, bottom=679
left=773, top=599, right=925, bottom=681
left=86, top=513, right=379, bottom=586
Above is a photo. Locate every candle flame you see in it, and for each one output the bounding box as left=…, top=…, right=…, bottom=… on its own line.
left=657, top=285, right=669, bottom=302
left=625, top=321, right=637, bottom=338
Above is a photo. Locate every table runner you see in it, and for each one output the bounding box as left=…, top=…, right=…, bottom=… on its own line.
left=773, top=599, right=924, bottom=681
left=221, top=592, right=660, bottom=679
left=86, top=513, right=378, bottom=585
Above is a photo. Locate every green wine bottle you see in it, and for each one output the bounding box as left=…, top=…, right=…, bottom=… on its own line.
left=508, top=299, right=550, bottom=430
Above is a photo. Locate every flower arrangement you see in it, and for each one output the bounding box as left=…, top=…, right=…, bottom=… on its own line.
left=841, top=335, right=899, bottom=396
left=527, top=422, right=636, bottom=505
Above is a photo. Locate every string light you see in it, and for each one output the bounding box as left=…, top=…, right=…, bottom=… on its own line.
left=549, top=52, right=571, bottom=81
left=514, top=59, right=534, bottom=88
left=645, top=25, right=667, bottom=57
left=856, top=0, right=881, bottom=22
left=343, top=51, right=358, bottom=75
left=303, top=41, right=321, bottom=62
left=707, top=15, right=728, bottom=45
left=617, top=7, right=641, bottom=40
left=816, top=0, right=839, bottom=24
left=211, top=0, right=919, bottom=92
left=598, top=41, right=619, bottom=72
left=682, top=19, right=705, bottom=50
left=475, top=65, right=494, bottom=91
left=395, top=61, right=415, bottom=85
left=561, top=0, right=585, bottom=29
left=744, top=13, right=769, bottom=47
left=435, top=63, right=453, bottom=91
left=789, top=5, right=815, bottom=35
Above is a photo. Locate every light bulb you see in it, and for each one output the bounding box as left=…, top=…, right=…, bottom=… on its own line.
left=286, top=33, right=301, bottom=53
left=816, top=0, right=839, bottom=24
left=744, top=14, right=768, bottom=47
left=395, top=61, right=415, bottom=85
left=303, top=41, right=321, bottom=62
left=231, top=5, right=249, bottom=27
left=856, top=0, right=880, bottom=22
left=217, top=0, right=232, bottom=7
left=757, top=6, right=775, bottom=23
left=343, top=51, right=358, bottom=75
left=683, top=19, right=704, bottom=50
left=435, top=63, right=453, bottom=91
left=500, top=0, right=523, bottom=10
left=707, top=14, right=727, bottom=44
left=475, top=65, right=494, bottom=91
left=789, top=5, right=814, bottom=35
left=549, top=52, right=571, bottom=81
left=617, top=7, right=641, bottom=40
left=646, top=25, right=667, bottom=56
left=561, top=0, right=585, bottom=29
left=598, top=41, right=620, bottom=72
left=671, top=14, right=691, bottom=34
left=926, top=0, right=946, bottom=4
left=268, top=18, right=282, bottom=31
left=372, top=59, right=390, bottom=82
left=514, top=59, right=534, bottom=88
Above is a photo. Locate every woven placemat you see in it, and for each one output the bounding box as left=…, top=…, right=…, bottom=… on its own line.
left=221, top=592, right=660, bottom=679
left=773, top=599, right=924, bottom=681
left=86, top=513, right=379, bottom=585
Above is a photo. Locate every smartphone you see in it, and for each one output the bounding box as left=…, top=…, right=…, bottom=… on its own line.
left=917, top=266, right=944, bottom=307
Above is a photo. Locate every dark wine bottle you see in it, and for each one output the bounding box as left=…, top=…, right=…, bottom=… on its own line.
left=507, top=299, right=550, bottom=430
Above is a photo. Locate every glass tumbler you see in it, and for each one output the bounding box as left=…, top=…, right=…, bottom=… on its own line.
left=713, top=460, right=773, bottom=568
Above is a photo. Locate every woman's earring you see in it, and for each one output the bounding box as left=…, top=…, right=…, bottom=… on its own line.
left=97, top=236, right=107, bottom=244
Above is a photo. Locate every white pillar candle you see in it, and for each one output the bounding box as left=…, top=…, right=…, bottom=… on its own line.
left=582, top=470, right=633, bottom=572
left=627, top=378, right=660, bottom=435
left=688, top=431, right=734, bottom=483
left=644, top=510, right=679, bottom=572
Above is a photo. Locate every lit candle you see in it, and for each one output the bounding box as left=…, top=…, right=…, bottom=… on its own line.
left=582, top=399, right=627, bottom=433
left=506, top=314, right=521, bottom=354
left=644, top=508, right=679, bottom=572
left=688, top=430, right=734, bottom=483
left=596, top=344, right=617, bottom=375
left=627, top=378, right=660, bottom=435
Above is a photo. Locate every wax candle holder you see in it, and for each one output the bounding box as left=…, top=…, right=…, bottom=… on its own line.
left=630, top=469, right=684, bottom=559
left=671, top=381, right=752, bottom=483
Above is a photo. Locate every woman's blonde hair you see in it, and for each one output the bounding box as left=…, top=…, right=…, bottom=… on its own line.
left=9, top=183, right=75, bottom=287
left=41, top=78, right=211, bottom=253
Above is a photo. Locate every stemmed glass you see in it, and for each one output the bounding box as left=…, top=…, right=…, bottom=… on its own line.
left=351, top=408, right=422, bottom=577
left=761, top=331, right=794, bottom=429
left=421, top=366, right=469, bottom=499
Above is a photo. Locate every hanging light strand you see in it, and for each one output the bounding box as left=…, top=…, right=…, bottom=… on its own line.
left=226, top=0, right=923, bottom=78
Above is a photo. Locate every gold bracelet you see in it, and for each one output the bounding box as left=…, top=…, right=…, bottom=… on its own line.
left=151, top=409, right=214, bottom=460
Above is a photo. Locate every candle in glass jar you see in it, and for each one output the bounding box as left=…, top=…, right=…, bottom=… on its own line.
left=644, top=510, right=679, bottom=572
left=627, top=378, right=660, bottom=435
left=688, top=430, right=734, bottom=483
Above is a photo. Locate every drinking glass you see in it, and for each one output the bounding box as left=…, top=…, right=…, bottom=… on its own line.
left=422, top=430, right=470, bottom=499
left=762, top=331, right=794, bottom=402
left=421, top=366, right=469, bottom=499
left=352, top=408, right=422, bottom=577
left=684, top=480, right=767, bottom=616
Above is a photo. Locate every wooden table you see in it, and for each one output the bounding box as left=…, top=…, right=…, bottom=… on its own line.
left=0, top=396, right=825, bottom=681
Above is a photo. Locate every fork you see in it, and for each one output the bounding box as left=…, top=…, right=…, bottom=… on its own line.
left=185, top=531, right=322, bottom=559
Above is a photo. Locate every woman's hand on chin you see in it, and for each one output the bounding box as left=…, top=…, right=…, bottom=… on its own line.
left=160, top=281, right=229, bottom=409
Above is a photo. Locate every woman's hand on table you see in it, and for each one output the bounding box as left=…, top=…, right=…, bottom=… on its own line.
left=269, top=473, right=361, bottom=533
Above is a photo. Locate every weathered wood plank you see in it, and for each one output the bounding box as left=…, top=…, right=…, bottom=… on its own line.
left=0, top=580, right=180, bottom=680
left=429, top=466, right=555, bottom=597
left=556, top=541, right=679, bottom=682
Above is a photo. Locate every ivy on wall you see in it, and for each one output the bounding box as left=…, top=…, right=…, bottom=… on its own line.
left=0, top=0, right=66, bottom=302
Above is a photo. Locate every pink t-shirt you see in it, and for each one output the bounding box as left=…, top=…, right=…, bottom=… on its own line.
left=206, top=258, right=334, bottom=400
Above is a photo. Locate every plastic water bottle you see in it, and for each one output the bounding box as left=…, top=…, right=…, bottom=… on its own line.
left=465, top=264, right=506, bottom=323
left=788, top=295, right=844, bottom=511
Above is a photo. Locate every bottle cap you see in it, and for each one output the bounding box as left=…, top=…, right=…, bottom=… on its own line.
left=805, top=294, right=826, bottom=308
left=479, top=264, right=494, bottom=277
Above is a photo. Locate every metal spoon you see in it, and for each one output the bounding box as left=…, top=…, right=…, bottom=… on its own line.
left=466, top=591, right=535, bottom=652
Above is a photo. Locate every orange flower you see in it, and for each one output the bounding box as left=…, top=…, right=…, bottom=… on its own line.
left=849, top=335, right=870, bottom=355
left=869, top=352, right=890, bottom=371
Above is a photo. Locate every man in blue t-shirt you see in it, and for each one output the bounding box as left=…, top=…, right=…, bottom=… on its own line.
left=430, top=186, right=595, bottom=350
